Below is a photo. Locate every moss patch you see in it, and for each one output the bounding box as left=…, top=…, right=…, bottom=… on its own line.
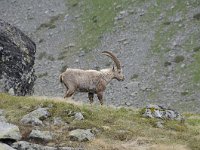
left=37, top=14, right=63, bottom=31
left=174, top=55, right=185, bottom=63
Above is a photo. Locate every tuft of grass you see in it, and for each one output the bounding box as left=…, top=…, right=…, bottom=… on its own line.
left=60, top=65, right=68, bottom=73
left=174, top=55, right=185, bottom=63
left=47, top=55, right=55, bottom=61
left=164, top=61, right=172, bottom=67
left=181, top=91, right=189, bottom=96
left=130, top=74, right=139, bottom=80
left=38, top=52, right=48, bottom=60
left=193, top=13, right=200, bottom=20
left=193, top=46, right=200, bottom=52
left=38, top=52, right=55, bottom=61
left=37, top=72, right=48, bottom=78
left=37, top=14, right=63, bottom=31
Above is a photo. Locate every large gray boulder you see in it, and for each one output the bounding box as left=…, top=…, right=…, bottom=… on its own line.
left=0, top=19, right=36, bottom=96
left=29, top=130, right=53, bottom=141
left=0, top=143, right=16, bottom=150
left=69, top=129, right=95, bottom=142
left=20, top=107, right=50, bottom=126
left=0, top=122, right=21, bottom=141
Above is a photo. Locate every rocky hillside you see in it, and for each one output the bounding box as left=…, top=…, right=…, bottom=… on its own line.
left=1, top=93, right=200, bottom=150
left=0, top=0, right=200, bottom=112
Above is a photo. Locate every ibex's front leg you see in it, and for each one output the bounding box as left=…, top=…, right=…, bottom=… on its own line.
left=88, top=92, right=94, bottom=104
left=97, top=92, right=103, bottom=105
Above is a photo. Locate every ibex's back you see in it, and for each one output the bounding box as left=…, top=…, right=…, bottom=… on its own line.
left=59, top=51, right=124, bottom=105
left=60, top=69, right=103, bottom=93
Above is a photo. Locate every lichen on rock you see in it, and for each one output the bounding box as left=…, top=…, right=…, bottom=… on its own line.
left=0, top=19, right=36, bottom=96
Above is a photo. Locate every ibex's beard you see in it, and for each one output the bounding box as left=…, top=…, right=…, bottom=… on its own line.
left=114, top=77, right=123, bottom=81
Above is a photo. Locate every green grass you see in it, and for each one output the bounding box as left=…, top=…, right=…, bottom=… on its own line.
left=37, top=72, right=48, bottom=78
left=1, top=93, right=200, bottom=149
left=65, top=0, right=137, bottom=53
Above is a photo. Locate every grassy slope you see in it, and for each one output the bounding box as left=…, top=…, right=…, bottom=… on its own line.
left=66, top=0, right=136, bottom=52
left=1, top=93, right=200, bottom=150
left=142, top=0, right=200, bottom=84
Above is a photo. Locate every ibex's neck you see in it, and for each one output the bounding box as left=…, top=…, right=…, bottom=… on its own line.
left=100, top=68, right=114, bottom=84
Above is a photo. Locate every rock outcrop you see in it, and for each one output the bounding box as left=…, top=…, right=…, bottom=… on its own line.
left=142, top=104, right=183, bottom=120
left=20, top=107, right=50, bottom=126
left=0, top=19, right=36, bottom=96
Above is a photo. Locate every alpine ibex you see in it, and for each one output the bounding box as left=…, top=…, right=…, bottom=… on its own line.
left=59, top=51, right=124, bottom=105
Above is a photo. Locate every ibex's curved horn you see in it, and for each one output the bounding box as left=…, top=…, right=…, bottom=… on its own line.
left=102, top=51, right=121, bottom=69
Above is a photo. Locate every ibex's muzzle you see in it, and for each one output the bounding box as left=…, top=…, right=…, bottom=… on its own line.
left=122, top=76, right=125, bottom=81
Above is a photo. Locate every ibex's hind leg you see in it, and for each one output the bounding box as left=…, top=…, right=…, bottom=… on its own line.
left=97, top=92, right=103, bottom=105
left=63, top=83, right=75, bottom=98
left=88, top=92, right=94, bottom=104
left=64, top=89, right=75, bottom=98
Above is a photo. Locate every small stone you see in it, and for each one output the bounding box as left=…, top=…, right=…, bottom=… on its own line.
left=74, top=112, right=84, bottom=120
left=8, top=88, right=15, bottom=96
left=156, top=121, right=164, bottom=128
left=75, top=59, right=79, bottom=63
left=53, top=117, right=64, bottom=126
left=125, top=102, right=131, bottom=106
left=181, top=64, right=185, bottom=68
left=146, top=104, right=160, bottom=109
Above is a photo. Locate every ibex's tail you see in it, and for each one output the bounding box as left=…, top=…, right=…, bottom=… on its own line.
left=59, top=74, right=63, bottom=83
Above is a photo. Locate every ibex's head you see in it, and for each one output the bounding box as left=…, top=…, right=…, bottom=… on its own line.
left=102, top=51, right=125, bottom=81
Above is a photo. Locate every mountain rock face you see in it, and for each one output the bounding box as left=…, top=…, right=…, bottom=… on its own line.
left=0, top=19, right=36, bottom=96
